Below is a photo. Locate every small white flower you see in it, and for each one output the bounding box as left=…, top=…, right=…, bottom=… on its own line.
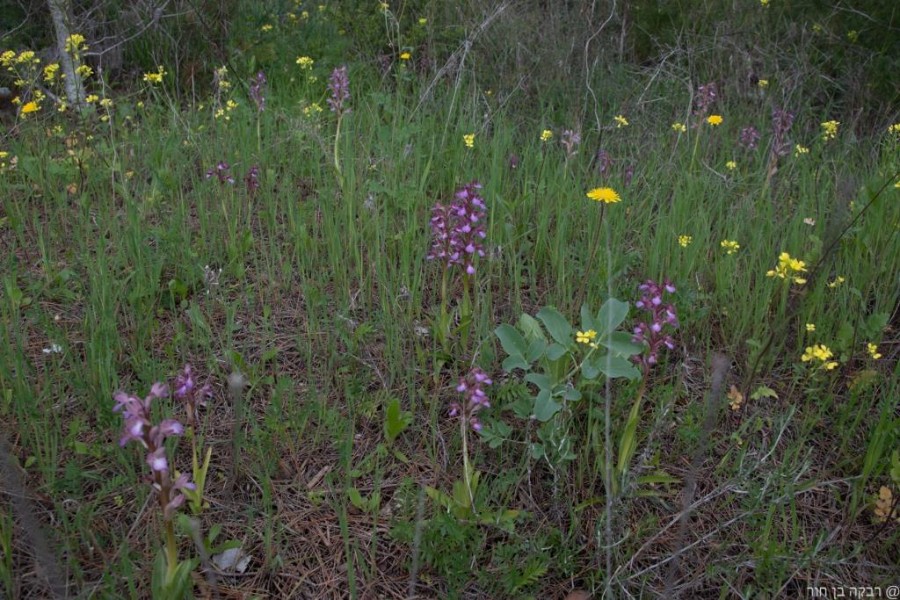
left=42, top=343, right=63, bottom=354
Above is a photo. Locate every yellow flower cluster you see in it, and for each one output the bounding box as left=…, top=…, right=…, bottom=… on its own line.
left=805, top=323, right=816, bottom=332
left=576, top=330, right=599, bottom=349
left=672, top=122, right=687, bottom=133
left=794, top=144, right=809, bottom=157
left=143, top=66, right=166, bottom=84
left=821, top=120, right=839, bottom=140
left=302, top=102, right=323, bottom=117
left=867, top=343, right=882, bottom=360
left=801, top=344, right=838, bottom=370
left=215, top=99, right=238, bottom=120
left=725, top=160, right=737, bottom=170
left=43, top=63, right=60, bottom=82
left=65, top=34, right=88, bottom=55
left=296, top=56, right=314, bottom=70
left=720, top=239, right=740, bottom=254
left=586, top=187, right=621, bottom=204
left=540, top=129, right=553, bottom=142
left=766, top=252, right=807, bottom=285
left=889, top=123, right=900, bottom=136
left=678, top=235, right=693, bottom=248
left=827, top=276, right=845, bottom=288
left=463, top=133, right=475, bottom=149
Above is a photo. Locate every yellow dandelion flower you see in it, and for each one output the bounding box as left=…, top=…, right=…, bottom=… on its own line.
left=586, top=187, right=621, bottom=204
left=707, top=115, right=723, bottom=126
left=21, top=100, right=40, bottom=115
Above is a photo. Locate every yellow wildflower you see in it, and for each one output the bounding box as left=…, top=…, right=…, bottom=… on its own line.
left=75, top=64, right=93, bottom=78
left=866, top=343, right=882, bottom=360
left=821, top=120, right=839, bottom=140
left=418, top=18, right=427, bottom=25
left=614, top=115, right=628, bottom=128
left=805, top=323, right=816, bottom=332
left=43, top=63, right=60, bottom=82
left=707, top=115, right=723, bottom=126
left=794, top=144, right=809, bottom=156
left=99, top=98, right=113, bottom=108
left=576, top=330, right=597, bottom=345
left=801, top=344, right=838, bottom=370
left=766, top=251, right=807, bottom=285
left=540, top=129, right=553, bottom=142
left=758, top=79, right=769, bottom=88
left=672, top=122, right=687, bottom=133
left=21, top=100, right=40, bottom=115
left=725, top=160, right=737, bottom=170
left=296, top=56, right=314, bottom=69
left=463, top=133, right=475, bottom=148
left=720, top=239, right=740, bottom=255
left=85, top=94, right=99, bottom=103
left=143, top=66, right=166, bottom=84
left=399, top=51, right=411, bottom=61
left=678, top=235, right=693, bottom=248
left=65, top=34, right=87, bottom=54
left=586, top=187, right=621, bottom=204
left=827, top=276, right=845, bottom=288
left=260, top=24, right=273, bottom=32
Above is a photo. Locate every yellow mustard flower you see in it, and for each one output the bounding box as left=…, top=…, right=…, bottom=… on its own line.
left=672, top=122, right=687, bottom=133
left=766, top=252, right=807, bottom=285
left=707, top=115, right=723, bottom=126
left=75, top=64, right=93, bottom=78
left=399, top=51, right=411, bottom=61
left=463, top=133, right=475, bottom=148
left=866, top=343, right=882, bottom=360
left=65, top=34, right=87, bottom=54
left=794, top=144, right=810, bottom=156
left=586, top=187, right=621, bottom=204
left=678, top=235, right=693, bottom=248
left=296, top=56, right=314, bottom=70
left=43, top=63, right=60, bottom=82
left=805, top=323, right=816, bottom=332
left=726, top=160, right=737, bottom=170
left=260, top=24, right=273, bottom=32
left=888, top=123, right=900, bottom=136
left=99, top=98, right=113, bottom=108
left=720, top=239, right=740, bottom=254
left=614, top=115, right=628, bottom=128
left=758, top=79, right=769, bottom=88
left=827, top=276, right=845, bottom=288
left=143, top=66, right=166, bottom=84
left=821, top=120, right=839, bottom=140
left=576, top=330, right=597, bottom=344
left=85, top=94, right=99, bottom=103
left=801, top=344, right=838, bottom=370
left=540, top=129, right=553, bottom=142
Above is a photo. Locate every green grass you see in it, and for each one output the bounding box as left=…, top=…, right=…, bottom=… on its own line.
left=1, top=2, right=898, bottom=598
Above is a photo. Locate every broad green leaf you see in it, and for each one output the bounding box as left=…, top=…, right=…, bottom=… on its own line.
left=518, top=313, right=547, bottom=344
left=525, top=373, right=552, bottom=391
left=564, top=386, right=582, bottom=401
left=384, top=397, right=412, bottom=443
left=580, top=303, right=597, bottom=334
left=582, top=360, right=599, bottom=380
left=502, top=355, right=530, bottom=372
left=545, top=343, right=568, bottom=361
left=495, top=324, right=529, bottom=358
left=597, top=298, right=629, bottom=334
left=526, top=339, right=548, bottom=362
left=591, top=355, right=641, bottom=380
left=533, top=389, right=561, bottom=421
left=536, top=306, right=573, bottom=346
left=599, top=331, right=644, bottom=356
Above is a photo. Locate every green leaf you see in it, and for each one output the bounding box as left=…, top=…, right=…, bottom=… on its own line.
left=599, top=331, right=644, bottom=356
left=524, top=373, right=552, bottom=391
left=582, top=360, right=599, bottom=380
left=384, top=397, right=412, bottom=443
left=533, top=389, right=561, bottom=421
left=536, top=306, right=573, bottom=346
left=502, top=355, right=530, bottom=372
left=518, top=314, right=546, bottom=344
left=580, top=303, right=597, bottom=334
left=545, top=343, right=568, bottom=361
left=590, top=355, right=641, bottom=380
left=495, top=324, right=528, bottom=358
left=750, top=385, right=778, bottom=400
left=597, top=298, right=629, bottom=334
left=563, top=386, right=582, bottom=401
left=526, top=339, right=548, bottom=362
